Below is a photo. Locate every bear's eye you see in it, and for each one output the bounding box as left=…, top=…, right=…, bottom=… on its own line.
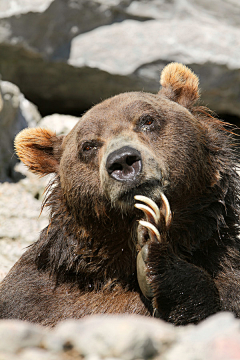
left=79, top=140, right=103, bottom=162
left=138, top=114, right=155, bottom=131
left=82, top=141, right=98, bottom=152
left=82, top=143, right=95, bottom=152
left=143, top=116, right=153, bottom=126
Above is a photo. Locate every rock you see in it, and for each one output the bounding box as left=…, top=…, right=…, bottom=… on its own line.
left=0, top=1, right=239, bottom=117
left=125, top=0, right=240, bottom=26
left=14, top=161, right=51, bottom=200
left=165, top=312, right=240, bottom=360
left=0, top=320, right=45, bottom=353
left=0, top=112, right=78, bottom=280
left=0, top=181, right=48, bottom=280
left=0, top=81, right=41, bottom=182
left=20, top=96, right=41, bottom=127
left=0, top=0, right=134, bottom=60
left=69, top=18, right=240, bottom=116
left=17, top=349, right=59, bottom=360
left=39, top=114, right=79, bottom=135
left=51, top=315, right=176, bottom=359
left=0, top=313, right=239, bottom=360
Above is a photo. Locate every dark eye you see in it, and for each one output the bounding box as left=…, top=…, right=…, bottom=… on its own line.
left=138, top=115, right=155, bottom=131
left=79, top=140, right=103, bottom=162
left=82, top=142, right=96, bottom=152
left=143, top=117, right=153, bottom=126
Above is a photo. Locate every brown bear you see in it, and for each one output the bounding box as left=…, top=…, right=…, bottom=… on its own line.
left=0, top=63, right=240, bottom=326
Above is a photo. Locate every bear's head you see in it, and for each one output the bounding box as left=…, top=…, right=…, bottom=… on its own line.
left=15, top=63, right=234, bottom=277
left=15, top=64, right=222, bottom=215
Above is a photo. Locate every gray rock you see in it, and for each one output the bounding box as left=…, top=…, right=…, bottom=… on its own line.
left=69, top=19, right=240, bottom=76
left=14, top=161, right=51, bottom=200
left=17, top=348, right=59, bottom=360
left=0, top=81, right=41, bottom=182
left=165, top=312, right=240, bottom=360
left=39, top=114, right=79, bottom=135
left=0, top=0, right=134, bottom=60
left=0, top=1, right=239, bottom=117
left=51, top=315, right=176, bottom=359
left=0, top=181, right=48, bottom=280
left=0, top=320, right=46, bottom=353
left=125, top=0, right=240, bottom=26
left=20, top=96, right=41, bottom=127
left=0, top=313, right=239, bottom=360
left=69, top=18, right=240, bottom=116
left=0, top=0, right=53, bottom=17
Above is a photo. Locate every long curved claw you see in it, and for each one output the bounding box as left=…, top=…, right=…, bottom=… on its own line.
left=134, top=203, right=159, bottom=224
left=139, top=220, right=161, bottom=243
left=134, top=195, right=160, bottom=223
left=137, top=245, right=154, bottom=299
left=160, top=192, right=172, bottom=229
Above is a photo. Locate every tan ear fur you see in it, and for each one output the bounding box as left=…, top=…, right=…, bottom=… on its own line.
left=15, top=128, right=63, bottom=176
left=159, top=63, right=200, bottom=108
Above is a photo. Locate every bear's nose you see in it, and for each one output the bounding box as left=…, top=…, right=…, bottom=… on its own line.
left=106, top=146, right=142, bottom=182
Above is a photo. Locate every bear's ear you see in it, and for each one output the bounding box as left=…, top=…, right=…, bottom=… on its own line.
left=15, top=128, right=64, bottom=176
left=159, top=63, right=200, bottom=108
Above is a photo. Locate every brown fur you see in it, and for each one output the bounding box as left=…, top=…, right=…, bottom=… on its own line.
left=0, top=63, right=240, bottom=326
left=15, top=128, right=63, bottom=175
left=160, top=62, right=199, bottom=108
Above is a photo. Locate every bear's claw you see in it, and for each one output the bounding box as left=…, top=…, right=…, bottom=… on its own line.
left=160, top=192, right=172, bottom=228
left=134, top=195, right=161, bottom=223
left=134, top=193, right=172, bottom=300
left=134, top=193, right=172, bottom=243
left=138, top=220, right=161, bottom=243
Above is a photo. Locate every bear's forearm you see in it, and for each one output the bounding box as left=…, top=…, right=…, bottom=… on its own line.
left=215, top=266, right=240, bottom=318
left=148, top=243, right=221, bottom=325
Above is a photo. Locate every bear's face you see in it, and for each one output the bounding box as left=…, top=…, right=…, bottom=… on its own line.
left=15, top=63, right=218, bottom=223
left=59, top=91, right=208, bottom=216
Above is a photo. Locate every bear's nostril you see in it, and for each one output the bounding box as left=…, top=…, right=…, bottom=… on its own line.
left=109, top=163, right=123, bottom=173
left=126, top=155, right=139, bottom=167
left=106, top=146, right=142, bottom=182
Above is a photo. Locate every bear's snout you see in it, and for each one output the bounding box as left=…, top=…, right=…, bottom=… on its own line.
left=101, top=137, right=164, bottom=209
left=106, top=146, right=142, bottom=182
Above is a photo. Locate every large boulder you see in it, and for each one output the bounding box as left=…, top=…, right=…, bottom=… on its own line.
left=0, top=313, right=240, bottom=359
left=0, top=81, right=41, bottom=182
left=39, top=113, right=79, bottom=135
left=0, top=0, right=239, bottom=116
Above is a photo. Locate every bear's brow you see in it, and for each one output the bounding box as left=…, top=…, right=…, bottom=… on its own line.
left=124, top=100, right=155, bottom=113
left=76, top=116, right=107, bottom=141
left=76, top=99, right=158, bottom=140
left=123, top=100, right=157, bottom=121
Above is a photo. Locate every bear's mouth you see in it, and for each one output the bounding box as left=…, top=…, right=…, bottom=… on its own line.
left=113, top=179, right=164, bottom=210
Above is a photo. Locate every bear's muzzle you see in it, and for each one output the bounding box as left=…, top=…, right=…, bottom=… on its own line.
left=100, top=136, right=165, bottom=209
left=106, top=146, right=142, bottom=182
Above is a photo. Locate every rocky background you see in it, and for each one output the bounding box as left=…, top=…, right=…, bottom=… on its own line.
left=1, top=0, right=240, bottom=359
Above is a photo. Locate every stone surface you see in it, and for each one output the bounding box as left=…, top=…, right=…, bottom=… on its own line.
left=0, top=181, right=48, bottom=280
left=39, top=114, right=79, bottom=135
left=0, top=320, right=46, bottom=353
left=0, top=0, right=239, bottom=117
left=0, top=112, right=77, bottom=281
left=52, top=315, right=176, bottom=359
left=0, top=80, right=41, bottom=182
left=70, top=19, right=240, bottom=76
left=0, top=313, right=239, bottom=360
left=165, top=312, right=240, bottom=360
